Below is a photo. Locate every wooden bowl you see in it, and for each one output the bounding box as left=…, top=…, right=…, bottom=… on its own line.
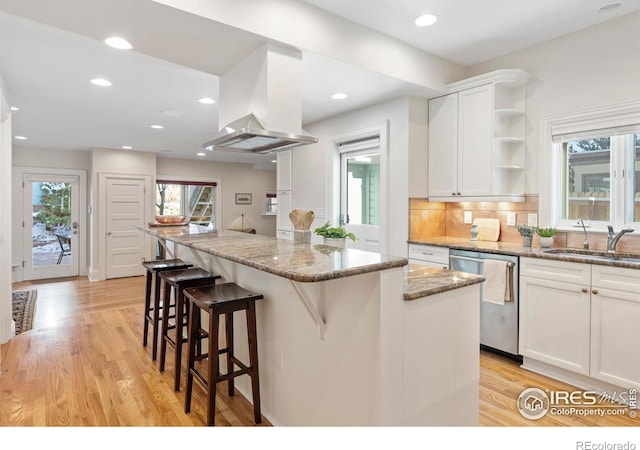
left=155, top=215, right=186, bottom=224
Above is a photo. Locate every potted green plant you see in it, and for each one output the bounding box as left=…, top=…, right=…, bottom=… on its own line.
left=516, top=224, right=536, bottom=247
left=313, top=221, right=356, bottom=248
left=536, top=227, right=557, bottom=248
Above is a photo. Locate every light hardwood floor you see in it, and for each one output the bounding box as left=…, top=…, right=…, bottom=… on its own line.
left=2, top=276, right=638, bottom=427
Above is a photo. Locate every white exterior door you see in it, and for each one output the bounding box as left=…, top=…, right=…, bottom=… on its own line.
left=22, top=173, right=80, bottom=280
left=106, top=177, right=146, bottom=279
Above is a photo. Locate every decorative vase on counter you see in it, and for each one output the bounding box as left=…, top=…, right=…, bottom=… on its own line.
left=294, top=230, right=311, bottom=244
left=323, top=237, right=346, bottom=248
left=522, top=235, right=533, bottom=247
left=538, top=236, right=554, bottom=248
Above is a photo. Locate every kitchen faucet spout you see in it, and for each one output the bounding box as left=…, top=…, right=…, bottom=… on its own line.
left=579, top=219, right=589, bottom=249
left=607, top=225, right=635, bottom=253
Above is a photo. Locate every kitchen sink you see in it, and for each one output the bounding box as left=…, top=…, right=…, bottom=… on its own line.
left=543, top=248, right=640, bottom=264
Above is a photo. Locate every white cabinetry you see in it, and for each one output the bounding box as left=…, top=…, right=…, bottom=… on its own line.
left=590, top=265, right=640, bottom=389
left=276, top=150, right=293, bottom=240
left=408, top=244, right=449, bottom=269
left=428, top=69, right=529, bottom=202
left=520, top=257, right=640, bottom=389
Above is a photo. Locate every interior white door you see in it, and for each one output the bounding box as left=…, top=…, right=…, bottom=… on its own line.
left=22, top=173, right=80, bottom=280
left=106, top=177, right=146, bottom=279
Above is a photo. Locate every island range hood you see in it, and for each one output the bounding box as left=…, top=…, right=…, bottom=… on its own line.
left=203, top=113, right=318, bottom=154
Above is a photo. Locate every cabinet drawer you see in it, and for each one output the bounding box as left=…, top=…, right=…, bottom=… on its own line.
left=592, top=265, right=640, bottom=295
left=408, top=244, right=449, bottom=264
left=520, top=257, right=590, bottom=284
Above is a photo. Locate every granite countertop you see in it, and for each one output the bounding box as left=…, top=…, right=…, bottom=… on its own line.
left=409, top=237, right=640, bottom=269
left=135, top=224, right=408, bottom=283
left=403, top=264, right=485, bottom=300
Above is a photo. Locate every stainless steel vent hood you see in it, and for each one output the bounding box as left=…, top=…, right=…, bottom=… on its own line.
left=203, top=113, right=318, bottom=154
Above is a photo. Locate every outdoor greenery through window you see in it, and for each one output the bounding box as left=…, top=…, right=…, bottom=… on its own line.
left=156, top=180, right=217, bottom=226
left=561, top=131, right=640, bottom=224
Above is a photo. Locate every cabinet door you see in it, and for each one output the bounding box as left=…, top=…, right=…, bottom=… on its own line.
left=458, top=85, right=493, bottom=196
left=519, top=276, right=591, bottom=375
left=428, top=94, right=459, bottom=198
left=590, top=287, right=640, bottom=389
left=276, top=190, right=292, bottom=233
left=276, top=150, right=292, bottom=191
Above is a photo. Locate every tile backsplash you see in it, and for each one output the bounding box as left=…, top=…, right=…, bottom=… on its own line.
left=409, top=195, right=640, bottom=252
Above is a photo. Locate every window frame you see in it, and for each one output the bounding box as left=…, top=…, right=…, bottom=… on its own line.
left=155, top=177, right=221, bottom=229
left=540, top=101, right=640, bottom=234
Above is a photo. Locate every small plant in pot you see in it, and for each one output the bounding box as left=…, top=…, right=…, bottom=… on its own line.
left=536, top=227, right=557, bottom=248
left=313, top=222, right=356, bottom=248
left=516, top=224, right=536, bottom=247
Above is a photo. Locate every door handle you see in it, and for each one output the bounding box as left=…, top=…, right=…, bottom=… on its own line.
left=107, top=232, right=112, bottom=237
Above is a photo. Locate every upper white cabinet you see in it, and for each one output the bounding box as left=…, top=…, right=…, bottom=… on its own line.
left=276, top=149, right=292, bottom=191
left=428, top=69, right=530, bottom=202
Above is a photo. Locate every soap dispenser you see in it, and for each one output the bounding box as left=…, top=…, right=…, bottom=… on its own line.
left=470, top=224, right=478, bottom=241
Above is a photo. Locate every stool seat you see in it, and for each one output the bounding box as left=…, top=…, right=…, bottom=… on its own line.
left=142, top=259, right=193, bottom=361
left=158, top=268, right=221, bottom=391
left=183, top=282, right=263, bottom=426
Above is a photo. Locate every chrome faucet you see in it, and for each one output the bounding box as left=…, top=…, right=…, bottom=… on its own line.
left=579, top=219, right=589, bottom=249
left=607, top=225, right=634, bottom=253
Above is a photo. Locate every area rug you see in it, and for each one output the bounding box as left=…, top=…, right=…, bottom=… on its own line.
left=12, top=289, right=37, bottom=335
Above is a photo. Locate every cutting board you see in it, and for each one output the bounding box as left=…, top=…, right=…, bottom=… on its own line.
left=473, top=218, right=501, bottom=241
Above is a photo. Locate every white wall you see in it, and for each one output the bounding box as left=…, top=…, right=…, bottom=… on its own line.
left=156, top=157, right=277, bottom=237
left=467, top=11, right=640, bottom=195
left=298, top=96, right=428, bottom=257
left=0, top=80, right=13, bottom=343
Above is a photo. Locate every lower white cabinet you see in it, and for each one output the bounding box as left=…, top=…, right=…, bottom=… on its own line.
left=408, top=243, right=449, bottom=269
left=590, top=265, right=640, bottom=389
left=520, top=257, right=640, bottom=389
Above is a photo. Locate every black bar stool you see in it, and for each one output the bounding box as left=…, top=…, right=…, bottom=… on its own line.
left=142, top=259, right=193, bottom=361
left=183, top=283, right=264, bottom=426
left=158, top=268, right=221, bottom=391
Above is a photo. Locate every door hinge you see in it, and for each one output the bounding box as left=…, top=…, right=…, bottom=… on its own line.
left=22, top=261, right=25, bottom=268
left=22, top=221, right=25, bottom=228
left=22, top=181, right=25, bottom=188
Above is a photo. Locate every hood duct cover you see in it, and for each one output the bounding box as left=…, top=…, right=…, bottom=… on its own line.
left=203, top=113, right=318, bottom=154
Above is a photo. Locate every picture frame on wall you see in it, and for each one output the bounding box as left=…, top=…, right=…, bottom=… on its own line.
left=235, top=193, right=252, bottom=205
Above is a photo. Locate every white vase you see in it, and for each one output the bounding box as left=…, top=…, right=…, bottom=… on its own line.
left=323, top=237, right=345, bottom=248
left=539, top=236, right=554, bottom=248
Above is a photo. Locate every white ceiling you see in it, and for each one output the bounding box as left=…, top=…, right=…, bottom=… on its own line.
left=1, top=0, right=639, bottom=167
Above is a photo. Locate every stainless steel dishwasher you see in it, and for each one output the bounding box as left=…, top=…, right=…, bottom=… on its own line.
left=449, top=249, right=520, bottom=360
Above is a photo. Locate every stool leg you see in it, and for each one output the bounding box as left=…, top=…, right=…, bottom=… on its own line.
left=225, top=312, right=235, bottom=397
left=152, top=272, right=162, bottom=360
left=207, top=310, right=220, bottom=426
left=185, top=301, right=199, bottom=414
left=174, top=287, right=185, bottom=392
left=143, top=270, right=152, bottom=347
left=159, top=280, right=171, bottom=371
left=246, top=302, right=262, bottom=424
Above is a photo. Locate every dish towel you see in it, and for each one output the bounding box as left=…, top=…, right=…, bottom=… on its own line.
left=482, top=259, right=509, bottom=305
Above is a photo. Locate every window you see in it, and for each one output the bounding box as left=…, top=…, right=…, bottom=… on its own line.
left=339, top=138, right=380, bottom=226
left=156, top=180, right=217, bottom=226
left=553, top=126, right=640, bottom=228
left=265, top=192, right=277, bottom=215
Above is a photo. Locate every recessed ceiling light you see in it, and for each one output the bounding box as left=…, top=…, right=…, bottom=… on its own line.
left=90, top=78, right=112, bottom=87
left=122, top=145, right=132, bottom=150
left=331, top=92, right=348, bottom=100
left=595, top=2, right=624, bottom=14
left=14, top=135, right=27, bottom=140
left=161, top=110, right=184, bottom=117
left=414, top=14, right=438, bottom=27
left=160, top=149, right=173, bottom=153
left=150, top=124, right=164, bottom=129
left=10, top=106, right=18, bottom=111
left=197, top=152, right=206, bottom=157
left=271, top=160, right=277, bottom=163
left=198, top=97, right=216, bottom=104
left=104, top=37, right=133, bottom=50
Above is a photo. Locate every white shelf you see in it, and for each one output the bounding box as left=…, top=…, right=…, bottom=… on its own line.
left=494, top=108, right=524, bottom=117
left=495, top=165, right=524, bottom=170
left=494, top=136, right=524, bottom=143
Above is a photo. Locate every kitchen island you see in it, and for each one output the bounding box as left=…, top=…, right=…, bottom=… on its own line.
left=135, top=224, right=483, bottom=426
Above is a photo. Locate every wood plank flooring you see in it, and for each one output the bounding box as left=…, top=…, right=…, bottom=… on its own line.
left=2, top=276, right=638, bottom=427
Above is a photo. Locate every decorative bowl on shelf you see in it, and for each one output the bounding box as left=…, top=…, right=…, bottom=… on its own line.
left=155, top=215, right=186, bottom=224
